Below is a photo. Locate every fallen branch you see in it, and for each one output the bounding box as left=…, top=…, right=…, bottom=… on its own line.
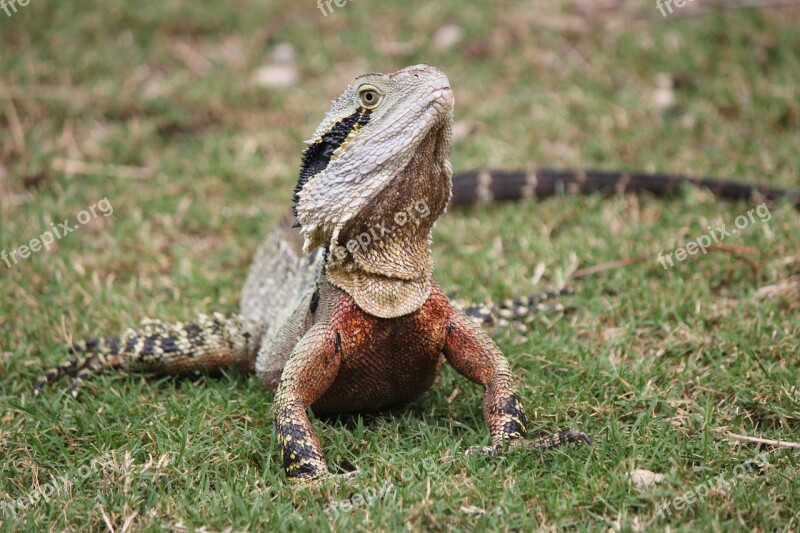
left=755, top=275, right=800, bottom=299
left=707, top=243, right=762, bottom=276
left=671, top=0, right=800, bottom=18
left=725, top=431, right=800, bottom=449
left=51, top=158, right=152, bottom=180
left=570, top=254, right=650, bottom=279
left=0, top=78, right=26, bottom=155
left=635, top=0, right=800, bottom=19
left=0, top=85, right=99, bottom=101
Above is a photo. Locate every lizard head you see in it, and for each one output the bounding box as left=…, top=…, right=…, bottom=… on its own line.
left=292, top=64, right=454, bottom=254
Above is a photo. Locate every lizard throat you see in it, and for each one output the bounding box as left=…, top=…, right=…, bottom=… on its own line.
left=324, top=231, right=436, bottom=318
left=322, top=124, right=453, bottom=318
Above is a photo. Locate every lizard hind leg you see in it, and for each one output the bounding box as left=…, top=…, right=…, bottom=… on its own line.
left=34, top=313, right=264, bottom=397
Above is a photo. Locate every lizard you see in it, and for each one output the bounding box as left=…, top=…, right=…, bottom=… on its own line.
left=33, top=64, right=800, bottom=483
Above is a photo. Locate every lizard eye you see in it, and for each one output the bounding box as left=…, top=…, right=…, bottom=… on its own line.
left=357, top=85, right=382, bottom=109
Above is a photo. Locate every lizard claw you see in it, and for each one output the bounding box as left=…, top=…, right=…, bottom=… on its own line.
left=337, top=468, right=360, bottom=481
left=466, top=429, right=590, bottom=458
left=465, top=445, right=496, bottom=457
left=528, top=428, right=591, bottom=451
left=289, top=467, right=360, bottom=486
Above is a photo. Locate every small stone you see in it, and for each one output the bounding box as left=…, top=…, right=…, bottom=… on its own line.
left=628, top=469, right=664, bottom=493
left=251, top=64, right=298, bottom=88
left=271, top=43, right=295, bottom=63
left=653, top=73, right=675, bottom=110
left=434, top=25, right=463, bottom=52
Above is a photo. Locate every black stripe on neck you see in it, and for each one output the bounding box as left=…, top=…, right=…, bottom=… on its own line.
left=292, top=108, right=372, bottom=217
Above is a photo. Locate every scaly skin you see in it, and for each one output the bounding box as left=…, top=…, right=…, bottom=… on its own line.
left=271, top=278, right=582, bottom=482
left=35, top=64, right=800, bottom=483
left=271, top=64, right=589, bottom=481
left=36, top=65, right=590, bottom=483
left=33, top=313, right=262, bottom=397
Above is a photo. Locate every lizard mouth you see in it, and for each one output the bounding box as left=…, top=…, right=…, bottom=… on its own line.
left=429, top=81, right=454, bottom=109
left=433, top=88, right=454, bottom=110
left=420, top=85, right=454, bottom=133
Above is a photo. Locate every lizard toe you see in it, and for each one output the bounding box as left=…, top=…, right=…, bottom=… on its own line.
left=465, top=445, right=497, bottom=457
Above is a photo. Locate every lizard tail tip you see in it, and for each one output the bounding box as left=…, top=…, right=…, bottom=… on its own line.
left=33, top=377, right=48, bottom=395
left=560, top=428, right=591, bottom=446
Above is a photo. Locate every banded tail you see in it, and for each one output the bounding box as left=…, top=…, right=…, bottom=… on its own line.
left=450, top=168, right=800, bottom=209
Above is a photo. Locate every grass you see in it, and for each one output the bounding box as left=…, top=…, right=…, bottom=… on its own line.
left=1, top=0, right=799, bottom=530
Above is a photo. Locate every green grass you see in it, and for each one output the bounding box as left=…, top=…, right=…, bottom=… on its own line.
left=1, top=0, right=799, bottom=530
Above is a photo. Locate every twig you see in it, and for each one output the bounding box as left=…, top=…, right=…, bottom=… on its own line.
left=708, top=243, right=760, bottom=255
left=672, top=0, right=800, bottom=17
left=725, top=431, right=800, bottom=449
left=169, top=40, right=213, bottom=75
left=51, top=158, right=152, bottom=180
left=0, top=78, right=26, bottom=155
left=99, top=503, right=116, bottom=533
left=635, top=0, right=800, bottom=19
left=754, top=275, right=800, bottom=299
left=570, top=254, right=650, bottom=279
left=707, top=243, right=762, bottom=275
left=0, top=85, right=98, bottom=101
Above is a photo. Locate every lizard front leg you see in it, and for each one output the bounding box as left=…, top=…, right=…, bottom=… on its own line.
left=273, top=324, right=342, bottom=483
left=443, top=310, right=589, bottom=455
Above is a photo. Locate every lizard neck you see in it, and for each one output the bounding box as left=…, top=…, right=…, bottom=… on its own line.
left=325, top=140, right=453, bottom=318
